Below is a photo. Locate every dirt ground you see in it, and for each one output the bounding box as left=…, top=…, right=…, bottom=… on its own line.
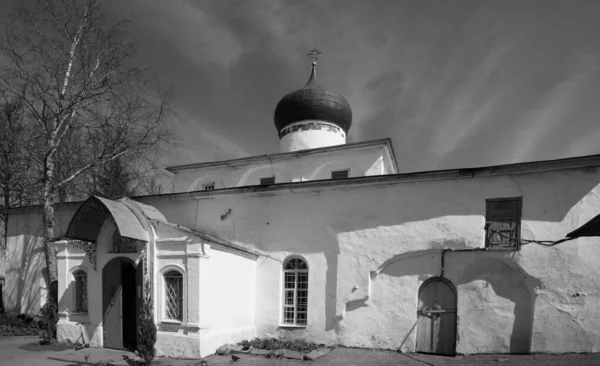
left=200, top=348, right=600, bottom=366
left=2, top=337, right=600, bottom=366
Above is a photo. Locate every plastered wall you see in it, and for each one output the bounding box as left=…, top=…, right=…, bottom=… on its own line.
left=142, top=166, right=600, bottom=354
left=6, top=165, right=600, bottom=355
left=174, top=144, right=392, bottom=193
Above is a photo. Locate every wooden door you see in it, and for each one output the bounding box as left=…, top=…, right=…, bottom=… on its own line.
left=416, top=278, right=457, bottom=356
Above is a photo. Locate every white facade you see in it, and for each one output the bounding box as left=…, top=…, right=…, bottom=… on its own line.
left=168, top=139, right=398, bottom=193
left=5, top=152, right=600, bottom=357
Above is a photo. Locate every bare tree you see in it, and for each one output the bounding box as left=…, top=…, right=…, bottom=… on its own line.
left=0, top=0, right=174, bottom=299
left=0, top=92, right=39, bottom=250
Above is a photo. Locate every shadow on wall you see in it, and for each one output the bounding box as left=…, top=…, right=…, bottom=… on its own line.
left=370, top=250, right=541, bottom=354
left=5, top=233, right=45, bottom=314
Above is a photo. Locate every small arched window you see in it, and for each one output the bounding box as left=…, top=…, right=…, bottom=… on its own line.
left=164, top=271, right=183, bottom=321
left=282, top=257, right=308, bottom=325
left=73, top=270, right=88, bottom=313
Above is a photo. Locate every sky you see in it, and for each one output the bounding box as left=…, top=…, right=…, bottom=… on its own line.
left=6, top=0, right=600, bottom=176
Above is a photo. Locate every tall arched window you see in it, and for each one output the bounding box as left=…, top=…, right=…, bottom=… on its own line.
left=164, top=271, right=183, bottom=321
left=282, top=257, right=308, bottom=325
left=73, top=270, right=88, bottom=313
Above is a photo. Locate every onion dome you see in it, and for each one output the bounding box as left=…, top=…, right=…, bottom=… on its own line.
left=274, top=62, right=353, bottom=133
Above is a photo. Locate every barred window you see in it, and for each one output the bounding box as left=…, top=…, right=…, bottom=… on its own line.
left=331, top=169, right=349, bottom=179
left=73, top=270, right=88, bottom=313
left=282, top=257, right=308, bottom=326
left=164, top=271, right=183, bottom=321
left=260, top=176, right=276, bottom=185
left=202, top=182, right=215, bottom=191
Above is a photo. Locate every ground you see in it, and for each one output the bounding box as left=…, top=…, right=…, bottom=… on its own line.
left=1, top=337, right=600, bottom=365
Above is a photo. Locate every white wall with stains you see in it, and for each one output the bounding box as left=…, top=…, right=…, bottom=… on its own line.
left=141, top=165, right=600, bottom=354
left=5, top=163, right=600, bottom=355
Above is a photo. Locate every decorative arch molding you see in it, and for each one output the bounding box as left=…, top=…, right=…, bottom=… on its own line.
left=308, top=160, right=366, bottom=181
left=159, top=264, right=186, bottom=275
left=69, top=264, right=89, bottom=275
left=236, top=164, right=293, bottom=186
left=188, top=175, right=227, bottom=192
left=282, top=255, right=310, bottom=269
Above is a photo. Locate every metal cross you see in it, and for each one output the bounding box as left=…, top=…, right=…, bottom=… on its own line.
left=306, top=48, right=322, bottom=63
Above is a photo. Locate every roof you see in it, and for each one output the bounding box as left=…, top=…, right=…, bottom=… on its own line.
left=165, top=138, right=398, bottom=173
left=566, top=213, right=600, bottom=238
left=274, top=62, right=352, bottom=133
left=65, top=196, right=150, bottom=242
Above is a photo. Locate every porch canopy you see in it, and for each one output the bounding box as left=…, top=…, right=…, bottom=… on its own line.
left=65, top=195, right=154, bottom=242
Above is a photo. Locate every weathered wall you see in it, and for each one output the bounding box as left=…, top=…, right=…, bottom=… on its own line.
left=141, top=166, right=600, bottom=354
left=5, top=204, right=78, bottom=314
left=6, top=164, right=600, bottom=355
left=175, top=143, right=392, bottom=192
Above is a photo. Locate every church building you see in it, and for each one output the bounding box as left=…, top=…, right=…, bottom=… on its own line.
left=4, top=59, right=600, bottom=358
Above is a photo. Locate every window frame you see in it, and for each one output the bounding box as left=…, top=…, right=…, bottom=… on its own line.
left=72, top=268, right=88, bottom=314
left=163, top=269, right=184, bottom=322
left=260, top=176, right=276, bottom=185
left=280, top=256, right=309, bottom=327
left=485, top=197, right=522, bottom=251
left=331, top=169, right=349, bottom=179
left=202, top=182, right=215, bottom=191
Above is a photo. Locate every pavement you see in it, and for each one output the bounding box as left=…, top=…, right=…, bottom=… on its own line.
left=1, top=336, right=600, bottom=366
left=0, top=336, right=68, bottom=366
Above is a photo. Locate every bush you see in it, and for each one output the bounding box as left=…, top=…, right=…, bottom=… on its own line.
left=137, top=281, right=156, bottom=365
left=0, top=313, right=40, bottom=336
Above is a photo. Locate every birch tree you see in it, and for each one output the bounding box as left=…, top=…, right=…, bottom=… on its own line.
left=0, top=0, right=173, bottom=300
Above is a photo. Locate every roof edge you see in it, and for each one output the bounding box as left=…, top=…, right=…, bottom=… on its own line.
left=165, top=138, right=394, bottom=172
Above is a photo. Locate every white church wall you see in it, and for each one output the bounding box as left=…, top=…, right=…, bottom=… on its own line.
left=198, top=244, right=257, bottom=357
left=172, top=143, right=392, bottom=193
left=142, top=166, right=600, bottom=354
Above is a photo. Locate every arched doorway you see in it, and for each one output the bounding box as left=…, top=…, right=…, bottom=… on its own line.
left=416, top=277, right=457, bottom=356
left=102, top=257, right=141, bottom=350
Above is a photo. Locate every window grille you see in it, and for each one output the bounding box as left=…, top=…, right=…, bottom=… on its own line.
left=164, top=271, right=183, bottom=321
left=486, top=197, right=522, bottom=249
left=282, top=258, right=308, bottom=325
left=331, top=169, right=349, bottom=179
left=74, top=270, right=88, bottom=313
left=260, top=176, right=276, bottom=185
left=202, top=183, right=215, bottom=191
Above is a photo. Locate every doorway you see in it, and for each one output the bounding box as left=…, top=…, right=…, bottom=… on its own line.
left=416, top=277, right=457, bottom=356
left=102, top=257, right=141, bottom=350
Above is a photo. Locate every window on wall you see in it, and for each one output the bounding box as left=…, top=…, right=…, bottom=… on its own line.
left=164, top=271, right=183, bottom=321
left=202, top=182, right=215, bottom=191
left=282, top=257, right=308, bottom=326
left=260, top=176, right=276, bottom=185
left=331, top=169, right=349, bottom=179
left=486, top=197, right=522, bottom=250
left=73, top=270, right=88, bottom=313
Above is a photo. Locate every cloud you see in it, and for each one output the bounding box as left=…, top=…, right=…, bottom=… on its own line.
left=104, top=0, right=244, bottom=71
left=166, top=108, right=250, bottom=166
left=507, top=54, right=599, bottom=163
